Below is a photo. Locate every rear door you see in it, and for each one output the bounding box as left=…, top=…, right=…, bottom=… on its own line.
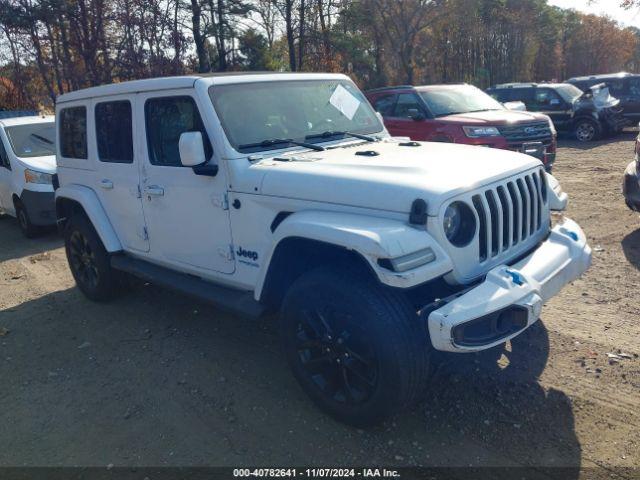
left=623, top=77, right=640, bottom=121
left=92, top=95, right=149, bottom=252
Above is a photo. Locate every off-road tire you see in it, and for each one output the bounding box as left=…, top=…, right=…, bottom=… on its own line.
left=281, top=265, right=431, bottom=426
left=14, top=200, right=39, bottom=238
left=574, top=118, right=601, bottom=142
left=64, top=213, right=118, bottom=301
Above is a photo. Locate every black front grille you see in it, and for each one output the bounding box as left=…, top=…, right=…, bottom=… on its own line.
left=498, top=122, right=552, bottom=143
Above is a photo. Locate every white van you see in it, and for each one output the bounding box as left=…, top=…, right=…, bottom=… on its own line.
left=0, top=115, right=56, bottom=237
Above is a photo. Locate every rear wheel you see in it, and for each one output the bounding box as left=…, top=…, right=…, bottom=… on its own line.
left=64, top=214, right=118, bottom=301
left=281, top=266, right=430, bottom=426
left=14, top=200, right=38, bottom=238
left=574, top=118, right=601, bottom=142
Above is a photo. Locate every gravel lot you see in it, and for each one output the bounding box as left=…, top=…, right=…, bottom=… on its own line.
left=0, top=134, right=639, bottom=477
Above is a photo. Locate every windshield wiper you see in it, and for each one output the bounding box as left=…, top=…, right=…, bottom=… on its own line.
left=238, top=138, right=325, bottom=152
left=305, top=130, right=377, bottom=143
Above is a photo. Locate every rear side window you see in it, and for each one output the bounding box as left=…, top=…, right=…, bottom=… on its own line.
left=96, top=101, right=133, bottom=163
left=144, top=96, right=212, bottom=167
left=59, top=106, right=87, bottom=159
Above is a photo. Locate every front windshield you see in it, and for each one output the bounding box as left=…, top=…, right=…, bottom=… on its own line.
left=5, top=122, right=56, bottom=158
left=419, top=85, right=504, bottom=117
left=555, top=84, right=583, bottom=103
left=209, top=80, right=384, bottom=152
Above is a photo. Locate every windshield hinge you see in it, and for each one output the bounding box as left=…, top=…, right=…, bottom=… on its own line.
left=218, top=244, right=234, bottom=261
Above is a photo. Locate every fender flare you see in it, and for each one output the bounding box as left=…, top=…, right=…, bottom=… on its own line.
left=55, top=184, right=123, bottom=252
left=254, top=210, right=453, bottom=300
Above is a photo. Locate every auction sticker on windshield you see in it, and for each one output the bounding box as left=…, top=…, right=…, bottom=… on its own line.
left=329, top=84, right=360, bottom=120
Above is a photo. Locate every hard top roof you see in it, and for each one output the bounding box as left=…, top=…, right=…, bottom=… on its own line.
left=56, top=72, right=350, bottom=104
left=0, top=115, right=54, bottom=127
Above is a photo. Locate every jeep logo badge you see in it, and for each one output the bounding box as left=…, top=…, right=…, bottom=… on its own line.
left=236, top=246, right=258, bottom=261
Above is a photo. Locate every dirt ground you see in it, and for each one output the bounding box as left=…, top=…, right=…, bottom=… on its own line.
left=1, top=133, right=639, bottom=478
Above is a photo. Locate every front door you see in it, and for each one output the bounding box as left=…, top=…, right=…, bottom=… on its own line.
left=0, top=135, right=14, bottom=214
left=91, top=95, right=149, bottom=252
left=533, top=88, right=572, bottom=130
left=137, top=90, right=234, bottom=275
left=384, top=93, right=429, bottom=140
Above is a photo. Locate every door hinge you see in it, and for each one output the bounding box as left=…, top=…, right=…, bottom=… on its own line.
left=211, top=193, right=229, bottom=210
left=136, top=184, right=142, bottom=199
left=140, top=226, right=149, bottom=241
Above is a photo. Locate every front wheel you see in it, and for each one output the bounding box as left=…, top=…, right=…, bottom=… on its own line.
left=15, top=200, right=38, bottom=238
left=280, top=266, right=430, bottom=426
left=574, top=118, right=601, bottom=142
left=64, top=214, right=118, bottom=301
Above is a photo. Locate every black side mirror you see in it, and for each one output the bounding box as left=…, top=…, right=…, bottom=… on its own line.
left=407, top=108, right=425, bottom=121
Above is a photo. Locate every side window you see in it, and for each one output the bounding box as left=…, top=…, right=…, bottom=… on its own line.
left=534, top=89, right=563, bottom=110
left=59, top=106, right=88, bottom=159
left=628, top=78, right=640, bottom=97
left=0, top=137, right=10, bottom=170
left=145, top=96, right=213, bottom=167
left=392, top=93, right=423, bottom=118
left=96, top=100, right=133, bottom=163
left=606, top=79, right=626, bottom=96
left=373, top=94, right=396, bottom=117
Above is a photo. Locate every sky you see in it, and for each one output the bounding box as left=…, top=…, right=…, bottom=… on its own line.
left=548, top=0, right=640, bottom=28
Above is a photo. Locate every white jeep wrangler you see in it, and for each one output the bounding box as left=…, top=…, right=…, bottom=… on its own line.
left=54, top=73, right=591, bottom=426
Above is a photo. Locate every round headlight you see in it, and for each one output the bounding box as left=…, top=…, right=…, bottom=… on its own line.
left=443, top=201, right=476, bottom=247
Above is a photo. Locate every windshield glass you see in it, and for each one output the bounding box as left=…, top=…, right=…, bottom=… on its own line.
left=209, top=80, right=383, bottom=152
left=418, top=85, right=504, bottom=117
left=5, top=122, right=56, bottom=158
left=555, top=84, right=583, bottom=103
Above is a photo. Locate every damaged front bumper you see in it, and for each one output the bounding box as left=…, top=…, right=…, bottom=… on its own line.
left=424, top=217, right=591, bottom=352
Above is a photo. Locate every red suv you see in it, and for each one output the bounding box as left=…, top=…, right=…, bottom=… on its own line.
left=365, top=84, right=557, bottom=171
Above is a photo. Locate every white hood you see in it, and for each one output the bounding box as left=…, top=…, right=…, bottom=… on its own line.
left=16, top=154, right=57, bottom=175
left=248, top=141, right=542, bottom=216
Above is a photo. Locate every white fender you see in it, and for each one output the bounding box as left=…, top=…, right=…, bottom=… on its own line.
left=545, top=172, right=568, bottom=211
left=254, top=210, right=454, bottom=299
left=55, top=184, right=122, bottom=252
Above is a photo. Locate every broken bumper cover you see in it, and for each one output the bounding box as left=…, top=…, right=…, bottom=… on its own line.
left=426, top=217, right=591, bottom=352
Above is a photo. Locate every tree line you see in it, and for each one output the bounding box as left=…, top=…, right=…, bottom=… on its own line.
left=1, top=0, right=639, bottom=110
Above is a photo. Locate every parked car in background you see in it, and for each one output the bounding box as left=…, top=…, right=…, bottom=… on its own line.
left=54, top=73, right=591, bottom=426
left=487, top=82, right=627, bottom=142
left=365, top=84, right=557, bottom=171
left=623, top=127, right=640, bottom=211
left=0, top=114, right=56, bottom=237
left=566, top=72, right=640, bottom=123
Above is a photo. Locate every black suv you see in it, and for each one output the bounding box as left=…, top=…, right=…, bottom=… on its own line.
left=566, top=72, right=640, bottom=123
left=487, top=82, right=627, bottom=142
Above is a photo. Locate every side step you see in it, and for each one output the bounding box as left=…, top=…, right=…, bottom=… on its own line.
left=110, top=254, right=267, bottom=319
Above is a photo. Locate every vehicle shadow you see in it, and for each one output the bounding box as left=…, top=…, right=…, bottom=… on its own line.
left=0, top=281, right=581, bottom=474
left=557, top=129, right=636, bottom=150
left=621, top=228, right=640, bottom=270
left=0, top=216, right=61, bottom=262
left=411, top=320, right=580, bottom=477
